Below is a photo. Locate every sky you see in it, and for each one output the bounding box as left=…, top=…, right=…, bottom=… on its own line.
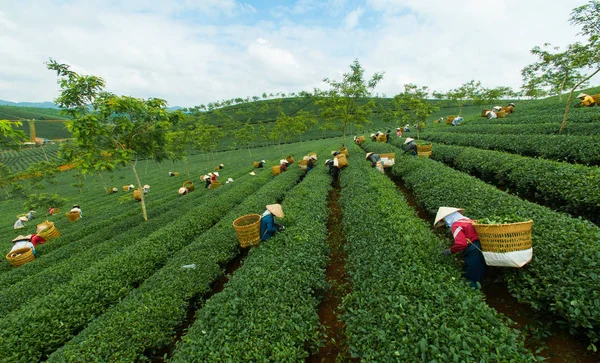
left=0, top=0, right=591, bottom=107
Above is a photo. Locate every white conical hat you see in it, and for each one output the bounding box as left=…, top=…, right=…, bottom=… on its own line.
left=250, top=171, right=256, bottom=176
left=129, top=184, right=135, bottom=188
left=220, top=163, right=224, bottom=167
left=214, top=172, right=219, bottom=177
left=261, top=160, right=266, bottom=163
left=12, top=234, right=32, bottom=243
left=404, top=138, right=414, bottom=144
left=433, top=207, right=464, bottom=228
left=178, top=187, right=186, bottom=195
left=227, top=178, right=233, bottom=182
left=266, top=204, right=284, bottom=218
left=143, top=184, right=150, bottom=189
left=365, top=152, right=373, bottom=159
left=577, top=93, right=586, bottom=98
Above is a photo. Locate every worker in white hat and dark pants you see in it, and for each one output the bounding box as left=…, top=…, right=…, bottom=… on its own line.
left=260, top=204, right=285, bottom=241
left=365, top=152, right=384, bottom=173
left=403, top=138, right=417, bottom=156
left=434, top=207, right=485, bottom=289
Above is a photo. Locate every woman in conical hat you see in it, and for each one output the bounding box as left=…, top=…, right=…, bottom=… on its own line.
left=434, top=207, right=484, bottom=289
left=403, top=138, right=417, bottom=156
left=260, top=204, right=285, bottom=241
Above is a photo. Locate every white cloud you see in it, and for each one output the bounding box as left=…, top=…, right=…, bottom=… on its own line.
left=0, top=0, right=592, bottom=107
left=344, top=8, right=364, bottom=30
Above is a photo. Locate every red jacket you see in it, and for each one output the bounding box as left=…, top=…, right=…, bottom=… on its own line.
left=280, top=163, right=287, bottom=172
left=450, top=219, right=479, bottom=253
left=211, top=175, right=217, bottom=181
left=30, top=234, right=46, bottom=247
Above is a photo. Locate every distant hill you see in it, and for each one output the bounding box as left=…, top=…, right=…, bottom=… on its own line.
left=0, top=99, right=58, bottom=108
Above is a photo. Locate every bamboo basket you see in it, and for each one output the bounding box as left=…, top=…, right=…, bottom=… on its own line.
left=376, top=134, right=387, bottom=142
left=67, top=211, right=81, bottom=222
left=173, top=172, right=179, bottom=176
left=122, top=185, right=129, bottom=192
left=37, top=221, right=61, bottom=240
left=133, top=189, right=142, bottom=201
left=417, top=144, right=432, bottom=158
left=335, top=154, right=348, bottom=168
left=233, top=214, right=261, bottom=248
left=358, top=136, right=365, bottom=144
left=298, top=160, right=308, bottom=170
left=591, top=94, right=600, bottom=106
left=286, top=156, right=295, bottom=164
left=446, top=116, right=455, bottom=125
left=481, top=109, right=490, bottom=117
left=253, top=161, right=260, bottom=168
left=272, top=165, right=281, bottom=176
left=497, top=110, right=507, bottom=118
left=183, top=181, right=195, bottom=192
left=6, top=247, right=35, bottom=267
left=473, top=220, right=533, bottom=253
left=380, top=153, right=395, bottom=168
left=209, top=180, right=221, bottom=189
left=339, top=147, right=349, bottom=156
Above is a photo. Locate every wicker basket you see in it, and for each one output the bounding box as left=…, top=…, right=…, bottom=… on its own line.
left=339, top=147, right=349, bottom=156
left=357, top=136, right=365, bottom=144
left=446, top=116, right=455, bottom=125
left=286, top=156, right=295, bottom=164
left=233, top=214, right=262, bottom=248
left=380, top=153, right=395, bottom=168
left=253, top=161, right=260, bottom=168
left=497, top=110, right=507, bottom=118
left=174, top=172, right=179, bottom=176
left=122, top=185, right=129, bottom=192
left=335, top=154, right=348, bottom=168
left=67, top=211, right=81, bottom=222
left=133, top=189, right=142, bottom=201
left=591, top=94, right=600, bottom=106
left=473, top=220, right=533, bottom=253
left=209, top=180, right=221, bottom=189
left=417, top=144, right=432, bottom=158
left=37, top=221, right=61, bottom=240
left=376, top=134, right=387, bottom=142
left=6, top=247, right=35, bottom=267
left=272, top=165, right=281, bottom=176
left=298, top=160, right=308, bottom=170
left=183, top=181, right=195, bottom=192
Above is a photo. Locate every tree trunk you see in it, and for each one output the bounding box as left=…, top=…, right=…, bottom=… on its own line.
left=97, top=171, right=108, bottom=193
left=247, top=145, right=252, bottom=157
left=145, top=159, right=149, bottom=175
left=40, top=145, right=49, bottom=162
left=559, top=72, right=568, bottom=103
left=131, top=161, right=148, bottom=222
left=559, top=67, right=600, bottom=134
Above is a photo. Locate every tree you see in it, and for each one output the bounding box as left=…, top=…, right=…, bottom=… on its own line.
left=190, top=121, right=224, bottom=158
left=559, top=0, right=600, bottom=133
left=271, top=110, right=317, bottom=155
left=479, top=86, right=512, bottom=108
left=521, top=43, right=587, bottom=102
left=316, top=59, right=384, bottom=146
left=0, top=120, right=26, bottom=150
left=0, top=163, right=15, bottom=198
left=388, top=84, right=439, bottom=140
left=234, top=122, right=257, bottom=156
left=47, top=59, right=184, bottom=221
left=448, top=80, right=484, bottom=115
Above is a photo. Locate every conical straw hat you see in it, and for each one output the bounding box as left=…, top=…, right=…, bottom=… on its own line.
left=404, top=138, right=414, bottom=144
left=250, top=171, right=256, bottom=176
left=365, top=152, right=373, bottom=159
left=143, top=185, right=150, bottom=189
left=433, top=207, right=464, bottom=228
left=214, top=172, right=219, bottom=177
left=178, top=187, right=186, bottom=195
left=266, top=204, right=284, bottom=218
left=577, top=93, right=586, bottom=98
left=12, top=234, right=32, bottom=243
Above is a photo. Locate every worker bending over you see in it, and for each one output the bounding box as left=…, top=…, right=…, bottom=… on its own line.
left=403, top=138, right=417, bottom=157
left=435, top=207, right=485, bottom=289
left=577, top=93, right=596, bottom=107
left=260, top=204, right=285, bottom=241
left=365, top=152, right=384, bottom=173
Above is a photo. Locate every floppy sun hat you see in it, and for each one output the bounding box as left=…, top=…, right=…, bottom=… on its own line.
left=433, top=207, right=465, bottom=228
left=266, top=204, right=284, bottom=218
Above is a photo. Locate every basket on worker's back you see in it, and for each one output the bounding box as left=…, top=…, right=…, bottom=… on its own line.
left=272, top=165, right=281, bottom=176
left=417, top=144, right=432, bottom=157
left=209, top=180, right=221, bottom=189
left=496, top=110, right=507, bottom=118
left=298, top=160, right=308, bottom=170
left=380, top=153, right=395, bottom=168
left=133, top=189, right=142, bottom=201
left=286, top=156, right=295, bottom=164
left=335, top=154, right=348, bottom=168
left=446, top=116, right=456, bottom=125
left=376, top=134, right=387, bottom=142
left=122, top=185, right=129, bottom=192
left=6, top=247, right=35, bottom=267
left=67, top=211, right=81, bottom=222
left=358, top=135, right=365, bottom=144
left=472, top=220, right=533, bottom=268
left=253, top=161, right=260, bottom=168
left=233, top=214, right=261, bottom=248
left=591, top=94, right=600, bottom=106
left=37, top=220, right=61, bottom=240
left=339, top=147, right=349, bottom=156
left=183, top=181, right=195, bottom=192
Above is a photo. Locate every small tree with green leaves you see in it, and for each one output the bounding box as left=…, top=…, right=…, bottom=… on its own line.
left=191, top=121, right=224, bottom=160
left=389, top=84, right=439, bottom=140
left=234, top=122, right=257, bottom=156
left=1, top=120, right=26, bottom=150
left=316, top=59, right=384, bottom=146
left=47, top=59, right=184, bottom=221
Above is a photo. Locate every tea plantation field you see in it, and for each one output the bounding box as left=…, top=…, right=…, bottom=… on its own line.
left=1, top=92, right=600, bottom=361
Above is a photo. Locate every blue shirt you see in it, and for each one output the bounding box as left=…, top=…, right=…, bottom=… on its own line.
left=260, top=213, right=277, bottom=241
